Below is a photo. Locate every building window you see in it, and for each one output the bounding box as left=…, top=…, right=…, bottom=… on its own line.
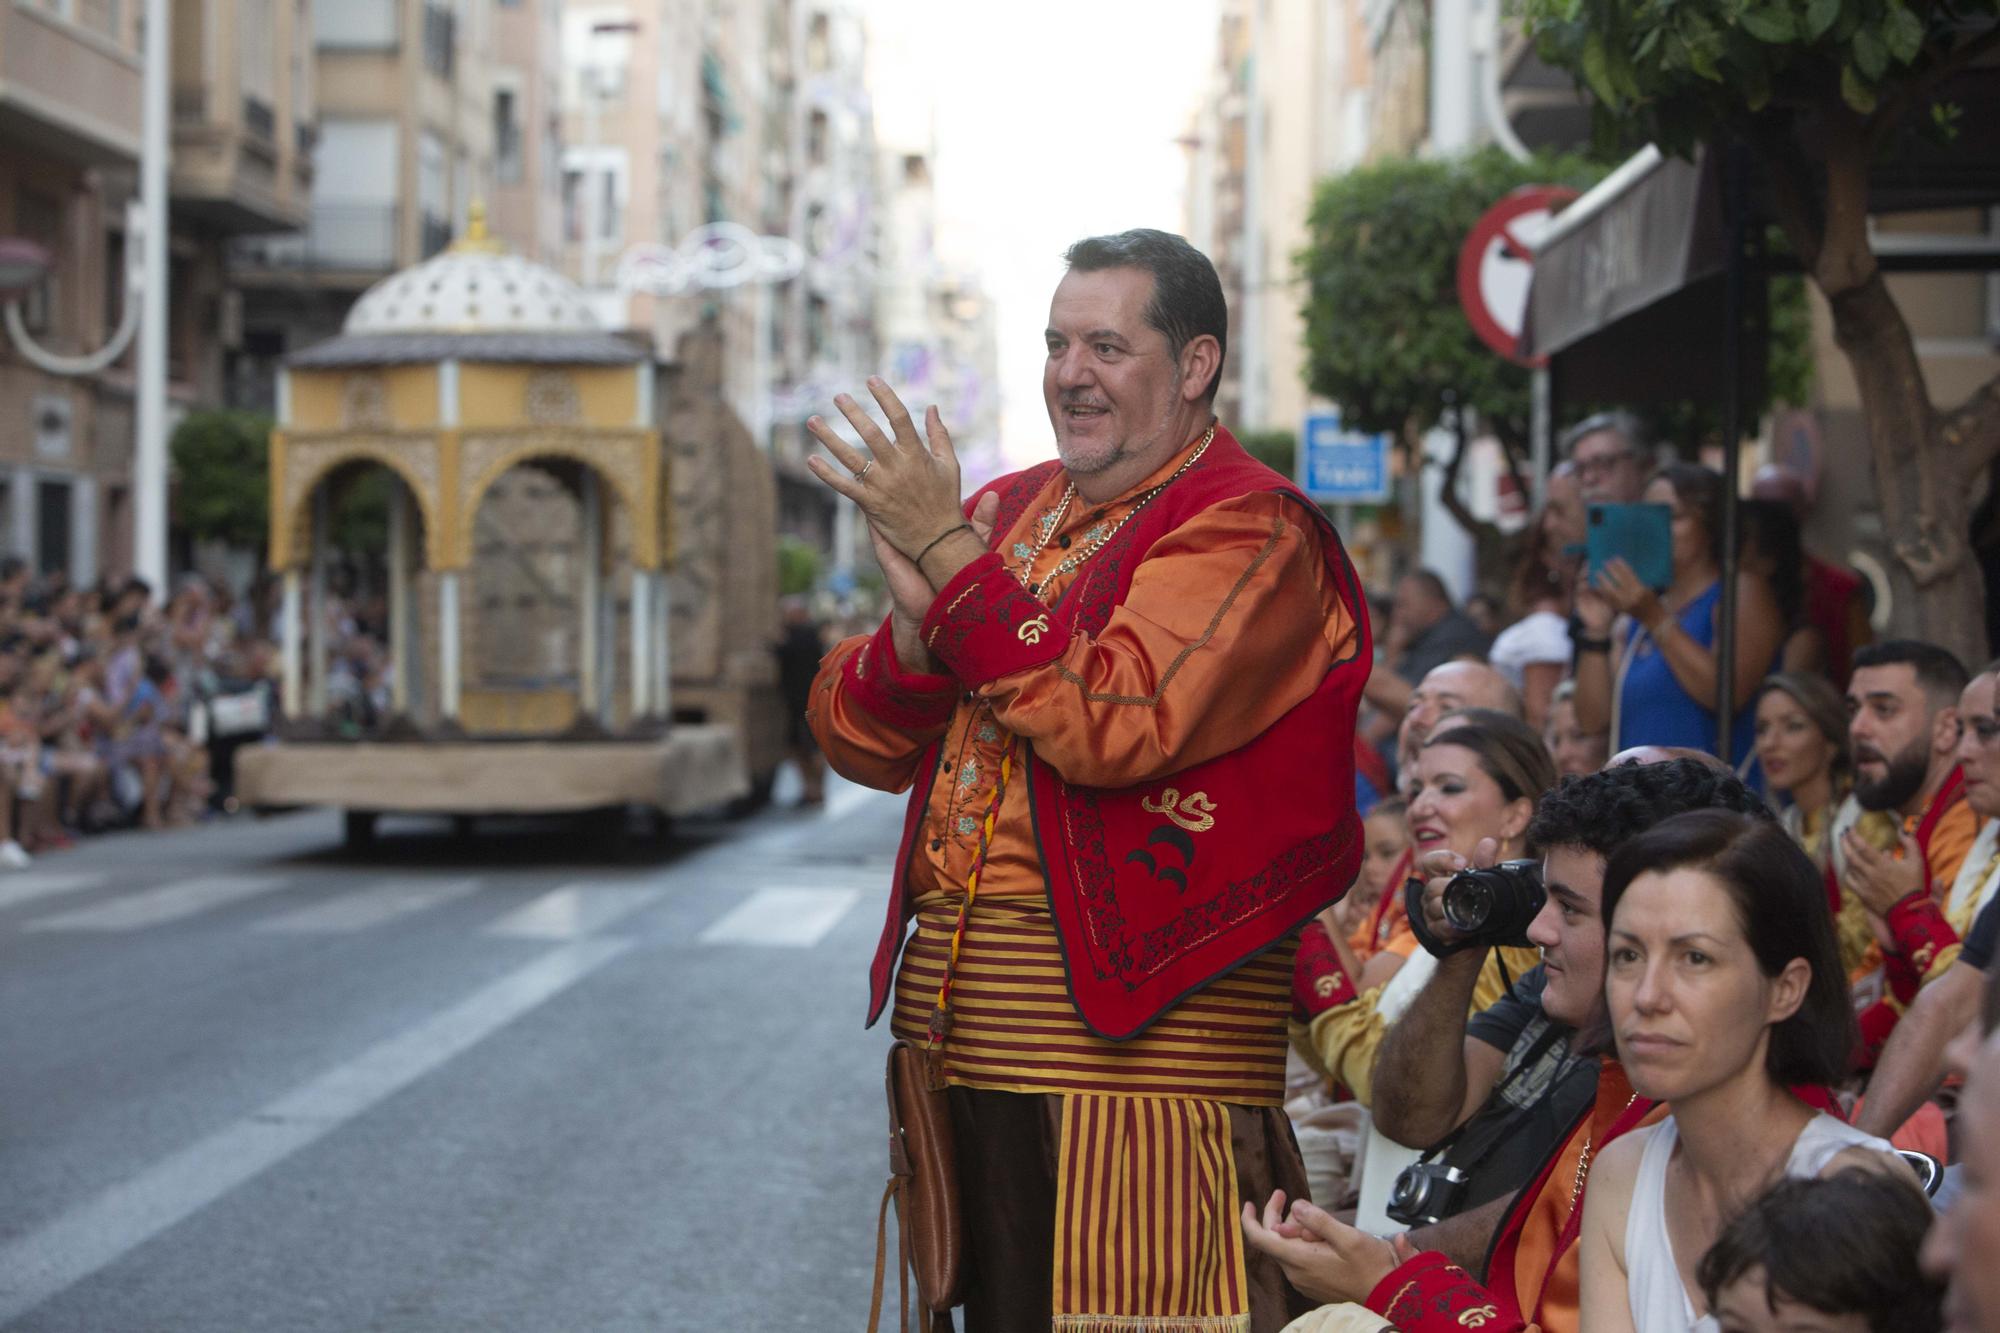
left=15, top=189, right=63, bottom=338
left=562, top=168, right=584, bottom=243
left=36, top=478, right=70, bottom=577
left=494, top=87, right=523, bottom=185
left=307, top=118, right=400, bottom=269
left=314, top=0, right=396, bottom=50
left=422, top=2, right=456, bottom=78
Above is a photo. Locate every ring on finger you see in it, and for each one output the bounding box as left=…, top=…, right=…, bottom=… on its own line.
left=853, top=460, right=874, bottom=482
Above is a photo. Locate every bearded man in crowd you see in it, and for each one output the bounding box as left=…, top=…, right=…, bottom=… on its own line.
left=1833, top=640, right=1978, bottom=1060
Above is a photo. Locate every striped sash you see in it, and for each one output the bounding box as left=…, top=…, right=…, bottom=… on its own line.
left=1051, top=1094, right=1252, bottom=1332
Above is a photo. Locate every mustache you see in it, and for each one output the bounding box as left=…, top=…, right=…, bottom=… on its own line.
left=1059, top=391, right=1111, bottom=410
left=1854, top=744, right=1886, bottom=764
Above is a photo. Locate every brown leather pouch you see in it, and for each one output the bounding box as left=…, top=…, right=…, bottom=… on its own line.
left=868, top=1040, right=961, bottom=1332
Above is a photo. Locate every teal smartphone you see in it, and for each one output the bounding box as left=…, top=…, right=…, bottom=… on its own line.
left=1586, top=503, right=1673, bottom=591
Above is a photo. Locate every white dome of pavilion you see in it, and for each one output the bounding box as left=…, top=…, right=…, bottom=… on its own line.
left=343, top=216, right=598, bottom=337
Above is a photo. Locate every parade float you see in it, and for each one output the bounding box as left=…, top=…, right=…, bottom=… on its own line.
left=235, top=212, right=782, bottom=841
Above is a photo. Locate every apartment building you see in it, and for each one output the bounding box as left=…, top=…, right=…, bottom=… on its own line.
left=491, top=0, right=566, bottom=264
left=227, top=0, right=513, bottom=412
left=875, top=150, right=998, bottom=488
left=0, top=0, right=311, bottom=582
left=560, top=0, right=879, bottom=560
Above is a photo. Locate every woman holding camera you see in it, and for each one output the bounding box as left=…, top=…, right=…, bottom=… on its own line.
left=1292, top=711, right=1553, bottom=1104
left=1577, top=811, right=1909, bottom=1333
left=1572, top=464, right=1783, bottom=769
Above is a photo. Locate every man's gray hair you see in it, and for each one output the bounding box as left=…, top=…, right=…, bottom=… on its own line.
left=1558, top=409, right=1648, bottom=460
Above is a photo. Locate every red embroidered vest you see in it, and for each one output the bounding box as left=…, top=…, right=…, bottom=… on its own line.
left=865, top=428, right=1372, bottom=1040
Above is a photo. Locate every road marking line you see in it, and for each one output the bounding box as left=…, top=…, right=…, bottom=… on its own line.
left=25, top=875, right=287, bottom=932
left=253, top=877, right=483, bottom=934
left=481, top=882, right=666, bottom=940
left=0, top=871, right=108, bottom=913
left=697, top=887, right=860, bottom=948
left=0, top=936, right=631, bottom=1324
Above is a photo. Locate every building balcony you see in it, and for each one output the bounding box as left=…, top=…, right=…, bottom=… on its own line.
left=229, top=201, right=400, bottom=284
left=0, top=1, right=143, bottom=166
left=169, top=0, right=314, bottom=234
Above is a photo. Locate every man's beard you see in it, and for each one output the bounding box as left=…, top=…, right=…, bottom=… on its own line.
left=1053, top=379, right=1184, bottom=477
left=1853, top=737, right=1931, bottom=811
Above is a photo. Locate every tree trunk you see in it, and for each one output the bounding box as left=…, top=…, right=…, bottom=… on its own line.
left=1825, top=271, right=1991, bottom=670
left=1781, top=114, right=1997, bottom=671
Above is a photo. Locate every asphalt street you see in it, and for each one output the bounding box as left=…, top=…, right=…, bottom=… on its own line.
left=0, top=772, right=907, bottom=1331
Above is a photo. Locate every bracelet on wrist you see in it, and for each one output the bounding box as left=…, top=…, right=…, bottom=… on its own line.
left=914, top=522, right=974, bottom=566
left=1573, top=636, right=1611, bottom=654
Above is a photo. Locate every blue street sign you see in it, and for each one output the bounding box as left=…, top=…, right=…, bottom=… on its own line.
left=1298, top=411, right=1391, bottom=502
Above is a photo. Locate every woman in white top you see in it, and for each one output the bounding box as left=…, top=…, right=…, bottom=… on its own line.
left=1576, top=810, right=1911, bottom=1333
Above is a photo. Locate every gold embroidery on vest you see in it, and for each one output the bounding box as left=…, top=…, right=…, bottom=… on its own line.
left=1143, top=787, right=1218, bottom=833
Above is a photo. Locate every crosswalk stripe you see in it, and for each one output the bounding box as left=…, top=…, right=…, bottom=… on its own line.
left=254, top=877, right=483, bottom=934
left=698, top=887, right=861, bottom=948
left=0, top=871, right=109, bottom=913
left=481, top=882, right=667, bottom=940
left=26, top=875, right=288, bottom=932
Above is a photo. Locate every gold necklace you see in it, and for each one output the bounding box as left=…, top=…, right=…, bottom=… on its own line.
left=1014, top=423, right=1217, bottom=596
left=1570, top=1094, right=1639, bottom=1210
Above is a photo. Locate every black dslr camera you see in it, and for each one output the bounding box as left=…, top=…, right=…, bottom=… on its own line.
left=1386, top=1160, right=1471, bottom=1227
left=1406, top=857, right=1548, bottom=957
left=1440, top=858, right=1547, bottom=948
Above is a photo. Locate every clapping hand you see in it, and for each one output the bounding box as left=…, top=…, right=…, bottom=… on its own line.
left=805, top=378, right=968, bottom=561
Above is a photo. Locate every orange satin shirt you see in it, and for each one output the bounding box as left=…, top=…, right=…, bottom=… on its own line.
left=811, top=436, right=1358, bottom=1100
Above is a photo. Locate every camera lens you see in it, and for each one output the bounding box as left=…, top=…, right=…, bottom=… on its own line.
left=1442, top=876, right=1493, bottom=932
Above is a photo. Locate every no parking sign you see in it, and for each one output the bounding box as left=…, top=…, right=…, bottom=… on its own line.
left=1457, top=185, right=1578, bottom=367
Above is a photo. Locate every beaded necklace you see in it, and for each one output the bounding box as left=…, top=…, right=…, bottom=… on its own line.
left=1012, top=423, right=1217, bottom=596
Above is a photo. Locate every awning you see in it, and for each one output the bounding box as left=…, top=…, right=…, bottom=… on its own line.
left=1519, top=64, right=2000, bottom=401
left=1518, top=146, right=1757, bottom=406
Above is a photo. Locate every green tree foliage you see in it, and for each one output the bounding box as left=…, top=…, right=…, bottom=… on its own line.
left=1519, top=0, right=2000, bottom=663
left=777, top=535, right=822, bottom=597
left=1297, top=148, right=1812, bottom=455
left=1297, top=148, right=1605, bottom=449
left=169, top=409, right=271, bottom=550
left=1238, top=429, right=1297, bottom=479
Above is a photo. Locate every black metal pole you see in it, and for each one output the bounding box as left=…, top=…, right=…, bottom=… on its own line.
left=1716, top=140, right=1748, bottom=762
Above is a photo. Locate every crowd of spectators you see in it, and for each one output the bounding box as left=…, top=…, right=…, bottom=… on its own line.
left=0, top=560, right=389, bottom=869
left=1254, top=411, right=2000, bottom=1332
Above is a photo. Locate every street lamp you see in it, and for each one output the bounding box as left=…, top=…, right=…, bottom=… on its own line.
left=0, top=0, right=168, bottom=597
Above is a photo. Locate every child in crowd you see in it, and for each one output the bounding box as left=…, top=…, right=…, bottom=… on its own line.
left=1696, top=1169, right=1942, bottom=1333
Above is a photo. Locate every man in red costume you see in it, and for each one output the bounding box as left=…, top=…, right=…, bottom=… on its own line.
left=806, top=229, right=1369, bottom=1333
left=1832, top=641, right=1981, bottom=1061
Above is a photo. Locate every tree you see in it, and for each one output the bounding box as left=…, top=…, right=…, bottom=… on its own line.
left=777, top=535, right=822, bottom=597
left=170, top=409, right=270, bottom=551
left=1238, top=428, right=1298, bottom=479
left=1519, top=0, right=2000, bottom=666
left=1298, top=149, right=1604, bottom=455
